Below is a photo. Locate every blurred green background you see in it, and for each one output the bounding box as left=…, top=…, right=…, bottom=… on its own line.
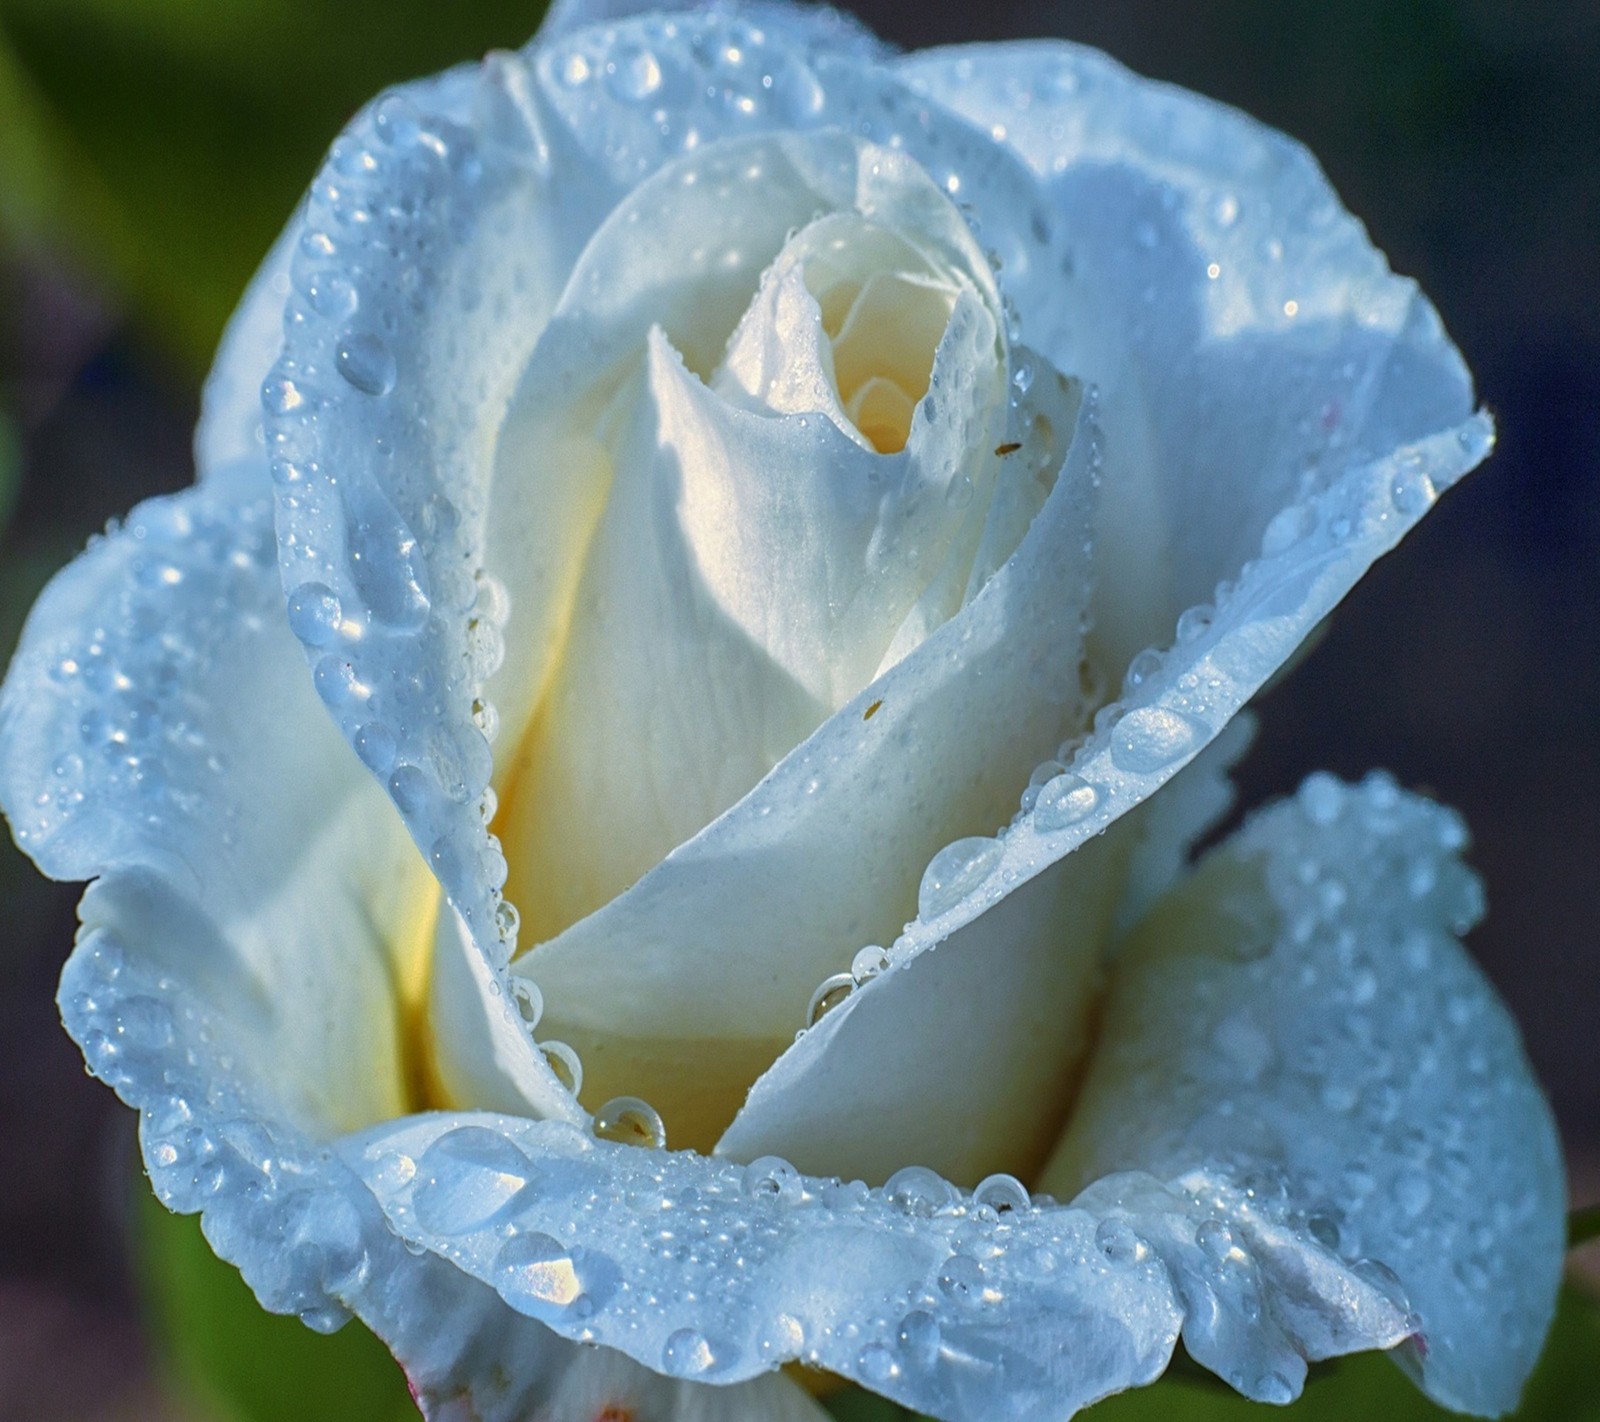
left=0, top=0, right=1596, bottom=1418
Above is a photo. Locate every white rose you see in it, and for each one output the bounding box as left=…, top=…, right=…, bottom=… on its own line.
left=0, top=3, right=1564, bottom=1421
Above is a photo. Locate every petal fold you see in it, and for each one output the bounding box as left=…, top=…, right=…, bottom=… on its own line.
left=1042, top=775, right=1566, bottom=1415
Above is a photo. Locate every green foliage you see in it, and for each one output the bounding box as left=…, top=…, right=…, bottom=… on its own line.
left=134, top=1184, right=421, bottom=1422
left=0, top=0, right=553, bottom=370
left=823, top=1285, right=1600, bottom=1422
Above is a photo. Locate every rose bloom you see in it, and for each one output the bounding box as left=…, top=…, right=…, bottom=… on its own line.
left=0, top=3, right=1566, bottom=1420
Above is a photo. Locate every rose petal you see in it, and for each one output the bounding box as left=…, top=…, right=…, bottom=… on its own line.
left=900, top=42, right=1482, bottom=673
left=0, top=489, right=428, bottom=1136
left=57, top=929, right=827, bottom=1422
left=262, top=11, right=1072, bottom=1052
left=520, top=378, right=1097, bottom=1147
left=1039, top=775, right=1566, bottom=1414
left=715, top=713, right=1256, bottom=1186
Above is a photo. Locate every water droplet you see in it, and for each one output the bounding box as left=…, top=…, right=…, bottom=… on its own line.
left=336, top=332, right=397, bottom=396
left=662, top=1326, right=716, bottom=1377
left=496, top=1230, right=586, bottom=1310
left=287, top=582, right=343, bottom=646
left=850, top=944, right=891, bottom=983
left=1261, top=503, right=1313, bottom=556
left=1390, top=464, right=1435, bottom=517
left=917, top=836, right=1003, bottom=919
left=413, top=1127, right=534, bottom=1234
left=510, top=975, right=541, bottom=1027
left=806, top=972, right=855, bottom=1027
left=1176, top=603, right=1215, bottom=643
left=856, top=1342, right=898, bottom=1382
left=1111, top=706, right=1205, bottom=774
left=936, top=1253, right=986, bottom=1306
left=609, top=45, right=663, bottom=99
left=742, top=1156, right=801, bottom=1203
left=1033, top=772, right=1099, bottom=831
left=1095, top=1217, right=1145, bottom=1265
left=1307, top=1210, right=1343, bottom=1251
left=593, top=1096, right=666, bottom=1150
left=897, top=1310, right=940, bottom=1367
left=541, top=1040, right=583, bottom=1096
left=885, top=1165, right=954, bottom=1216
left=1196, top=1218, right=1236, bottom=1262
left=354, top=721, right=398, bottom=773
left=973, top=1173, right=1030, bottom=1214
left=262, top=376, right=306, bottom=416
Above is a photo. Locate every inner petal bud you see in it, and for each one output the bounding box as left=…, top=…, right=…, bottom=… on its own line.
left=714, top=213, right=962, bottom=455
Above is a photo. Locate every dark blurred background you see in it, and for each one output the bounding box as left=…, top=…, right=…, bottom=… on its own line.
left=0, top=1, right=1595, bottom=1418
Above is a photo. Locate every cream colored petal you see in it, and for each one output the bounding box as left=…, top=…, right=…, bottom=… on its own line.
left=519, top=386, right=1097, bottom=1148
left=716, top=705, right=1255, bottom=1187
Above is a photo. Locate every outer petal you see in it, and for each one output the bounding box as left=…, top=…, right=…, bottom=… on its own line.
left=899, top=41, right=1483, bottom=671
left=345, top=778, right=1561, bottom=1422
left=1041, top=775, right=1566, bottom=1414
left=0, top=489, right=426, bottom=1137
left=58, top=931, right=830, bottom=1422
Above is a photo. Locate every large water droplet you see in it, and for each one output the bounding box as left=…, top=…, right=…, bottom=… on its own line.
left=413, top=1127, right=534, bottom=1234
left=742, top=1156, right=802, bottom=1204
left=496, top=1231, right=585, bottom=1311
left=286, top=582, right=343, bottom=646
left=806, top=972, right=855, bottom=1027
left=917, top=836, right=1003, bottom=919
left=593, top=1096, right=666, bottom=1150
left=336, top=333, right=397, bottom=397
left=936, top=1253, right=986, bottom=1306
left=1111, top=707, right=1205, bottom=774
left=973, top=1173, right=1030, bottom=1215
left=1032, top=773, right=1100, bottom=832
left=662, top=1326, right=716, bottom=1377
left=885, top=1165, right=954, bottom=1217
left=540, top=1040, right=583, bottom=1096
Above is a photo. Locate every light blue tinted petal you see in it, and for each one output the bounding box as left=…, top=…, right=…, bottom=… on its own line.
left=194, top=221, right=295, bottom=494
left=59, top=931, right=830, bottom=1421
left=899, top=42, right=1484, bottom=673
left=345, top=1108, right=1196, bottom=1421
left=522, top=380, right=1095, bottom=1155
left=1042, top=776, right=1566, bottom=1415
left=539, top=0, right=885, bottom=59
left=0, top=488, right=425, bottom=1136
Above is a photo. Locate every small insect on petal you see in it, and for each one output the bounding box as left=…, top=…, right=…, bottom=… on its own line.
left=863, top=699, right=884, bottom=720
left=994, top=441, right=1022, bottom=455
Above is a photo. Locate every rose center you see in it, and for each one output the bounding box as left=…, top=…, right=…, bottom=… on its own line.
left=809, top=264, right=957, bottom=454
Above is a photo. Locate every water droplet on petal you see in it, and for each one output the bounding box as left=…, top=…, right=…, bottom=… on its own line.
left=662, top=1326, right=716, bottom=1377
left=593, top=1096, right=666, bottom=1150
left=973, top=1173, right=1030, bottom=1214
left=937, top=1253, right=987, bottom=1306
left=287, top=582, right=343, bottom=646
left=413, top=1127, right=533, bottom=1234
left=742, top=1156, right=802, bottom=1203
left=1111, top=707, right=1205, bottom=774
left=917, top=836, right=1003, bottom=919
left=336, top=332, right=397, bottom=396
left=806, top=972, right=855, bottom=1027
left=496, top=1230, right=585, bottom=1311
left=885, top=1165, right=954, bottom=1216
left=1032, top=773, right=1099, bottom=831
left=540, top=1040, right=582, bottom=1096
